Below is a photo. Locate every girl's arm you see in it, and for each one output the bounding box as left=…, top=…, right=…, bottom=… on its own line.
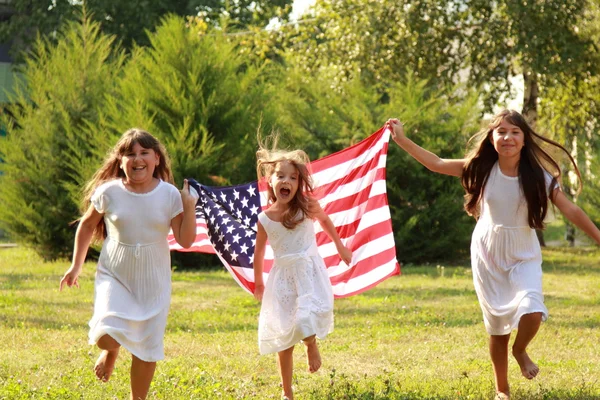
left=388, top=118, right=465, bottom=177
left=60, top=205, right=104, bottom=290
left=312, top=201, right=352, bottom=265
left=552, top=189, right=600, bottom=245
left=253, top=221, right=267, bottom=301
left=171, top=180, right=199, bottom=249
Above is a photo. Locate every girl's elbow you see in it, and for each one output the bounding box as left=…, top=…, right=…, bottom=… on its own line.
left=181, top=238, right=195, bottom=249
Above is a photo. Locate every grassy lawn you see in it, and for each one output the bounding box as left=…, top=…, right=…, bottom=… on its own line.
left=0, top=246, right=599, bottom=399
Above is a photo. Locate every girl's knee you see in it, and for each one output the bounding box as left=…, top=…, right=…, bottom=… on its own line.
left=97, top=334, right=120, bottom=351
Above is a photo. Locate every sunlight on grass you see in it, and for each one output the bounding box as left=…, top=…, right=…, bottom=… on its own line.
left=1, top=246, right=599, bottom=399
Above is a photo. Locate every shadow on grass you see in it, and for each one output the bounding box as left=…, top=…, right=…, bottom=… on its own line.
left=542, top=247, right=600, bottom=275
left=0, top=273, right=39, bottom=290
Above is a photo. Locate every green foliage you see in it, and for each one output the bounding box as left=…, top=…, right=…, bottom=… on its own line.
left=0, top=15, right=124, bottom=260
left=281, top=0, right=467, bottom=91
left=0, top=14, right=282, bottom=261
left=271, top=68, right=479, bottom=263
left=272, top=68, right=383, bottom=158
left=383, top=75, right=480, bottom=263
left=0, top=0, right=293, bottom=61
left=281, top=0, right=599, bottom=110
left=539, top=74, right=600, bottom=224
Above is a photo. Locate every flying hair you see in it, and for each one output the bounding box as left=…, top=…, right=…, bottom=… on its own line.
left=256, top=133, right=316, bottom=229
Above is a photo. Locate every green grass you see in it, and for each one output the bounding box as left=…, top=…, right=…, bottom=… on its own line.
left=1, top=246, right=599, bottom=399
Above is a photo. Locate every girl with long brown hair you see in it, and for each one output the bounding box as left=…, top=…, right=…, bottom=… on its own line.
left=254, top=138, right=352, bottom=400
left=388, top=110, right=600, bottom=400
left=59, top=128, right=198, bottom=400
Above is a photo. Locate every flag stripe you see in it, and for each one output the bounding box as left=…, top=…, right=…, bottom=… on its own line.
left=170, top=126, right=400, bottom=298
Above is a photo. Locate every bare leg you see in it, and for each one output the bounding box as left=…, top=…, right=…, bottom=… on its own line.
left=277, top=347, right=294, bottom=400
left=490, top=334, right=510, bottom=398
left=302, top=335, right=322, bottom=373
left=512, top=312, right=542, bottom=379
left=95, top=334, right=120, bottom=382
left=130, top=355, right=157, bottom=400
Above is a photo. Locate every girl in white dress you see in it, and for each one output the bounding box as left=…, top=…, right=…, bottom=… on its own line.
left=388, top=110, right=600, bottom=400
left=254, top=142, right=352, bottom=400
left=59, top=128, right=198, bottom=400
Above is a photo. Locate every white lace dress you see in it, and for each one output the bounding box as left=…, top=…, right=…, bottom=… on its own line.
left=88, top=179, right=183, bottom=362
left=471, top=163, right=556, bottom=335
left=257, top=212, right=334, bottom=354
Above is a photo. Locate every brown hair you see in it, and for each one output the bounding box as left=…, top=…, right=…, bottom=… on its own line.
left=256, top=134, right=316, bottom=229
left=82, top=128, right=174, bottom=241
left=461, top=109, right=581, bottom=229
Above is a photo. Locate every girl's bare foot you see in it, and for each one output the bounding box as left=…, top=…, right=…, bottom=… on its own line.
left=282, top=390, right=293, bottom=400
left=512, top=348, right=539, bottom=379
left=303, top=336, right=321, bottom=373
left=494, top=392, right=510, bottom=400
left=94, top=348, right=119, bottom=382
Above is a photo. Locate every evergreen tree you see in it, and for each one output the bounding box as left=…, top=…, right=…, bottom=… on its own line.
left=0, top=15, right=124, bottom=260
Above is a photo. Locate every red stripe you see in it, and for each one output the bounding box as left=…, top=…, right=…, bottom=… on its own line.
left=334, top=263, right=400, bottom=298
left=314, top=149, right=386, bottom=200
left=316, top=194, right=390, bottom=244
left=173, top=244, right=216, bottom=253
left=320, top=220, right=394, bottom=268
left=309, top=128, right=386, bottom=174
left=320, top=171, right=386, bottom=214
left=228, top=266, right=255, bottom=293
left=329, top=247, right=398, bottom=285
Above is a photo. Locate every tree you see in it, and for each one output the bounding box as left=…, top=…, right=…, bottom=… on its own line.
left=0, top=13, right=284, bottom=260
left=271, top=67, right=481, bottom=262
left=104, top=15, right=280, bottom=186
left=280, top=0, right=600, bottom=247
left=0, top=0, right=293, bottom=60
left=0, top=15, right=124, bottom=259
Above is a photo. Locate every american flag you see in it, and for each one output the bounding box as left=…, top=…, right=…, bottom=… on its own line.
left=169, top=126, right=400, bottom=297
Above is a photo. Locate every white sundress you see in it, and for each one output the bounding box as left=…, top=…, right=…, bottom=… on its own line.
left=88, top=179, right=183, bottom=362
left=257, top=212, right=334, bottom=355
left=471, top=163, right=556, bottom=335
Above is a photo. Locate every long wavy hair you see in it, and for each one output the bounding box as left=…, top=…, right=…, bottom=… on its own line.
left=82, top=128, right=174, bottom=241
left=461, top=109, right=580, bottom=229
left=256, top=134, right=316, bottom=229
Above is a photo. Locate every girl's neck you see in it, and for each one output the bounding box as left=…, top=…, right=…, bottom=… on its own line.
left=122, top=177, right=160, bottom=194
left=265, top=201, right=291, bottom=221
left=497, top=156, right=520, bottom=177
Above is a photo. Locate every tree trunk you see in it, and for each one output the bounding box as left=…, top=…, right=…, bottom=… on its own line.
left=522, top=68, right=539, bottom=126
left=565, top=221, right=576, bottom=247
left=521, top=68, right=546, bottom=247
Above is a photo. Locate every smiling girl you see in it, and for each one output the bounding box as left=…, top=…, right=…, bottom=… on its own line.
left=60, top=128, right=198, bottom=400
left=388, top=109, right=600, bottom=400
left=253, top=140, right=352, bottom=400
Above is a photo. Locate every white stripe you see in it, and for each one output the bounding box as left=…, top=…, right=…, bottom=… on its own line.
left=319, top=232, right=396, bottom=274
left=169, top=237, right=212, bottom=250
left=263, top=206, right=392, bottom=262
left=318, top=166, right=387, bottom=207
left=312, top=130, right=389, bottom=187
left=316, top=180, right=389, bottom=231
left=331, top=257, right=398, bottom=296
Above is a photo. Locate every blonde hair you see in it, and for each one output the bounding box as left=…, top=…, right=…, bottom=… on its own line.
left=82, top=128, right=174, bottom=241
left=256, top=134, right=316, bottom=229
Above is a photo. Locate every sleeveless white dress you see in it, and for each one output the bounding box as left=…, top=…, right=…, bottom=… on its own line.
left=471, top=163, right=556, bottom=335
left=257, top=212, right=334, bottom=354
left=88, top=179, right=183, bottom=361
